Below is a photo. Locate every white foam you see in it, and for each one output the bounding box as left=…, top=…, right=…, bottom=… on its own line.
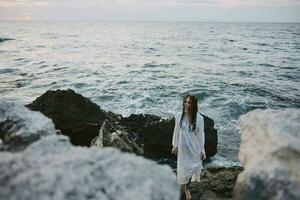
left=204, top=154, right=241, bottom=169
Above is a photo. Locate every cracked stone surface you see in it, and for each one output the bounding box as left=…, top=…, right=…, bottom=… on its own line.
left=0, top=135, right=179, bottom=200
left=0, top=100, right=55, bottom=152
left=235, top=109, right=300, bottom=200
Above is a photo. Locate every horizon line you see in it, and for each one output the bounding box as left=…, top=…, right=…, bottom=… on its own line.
left=1, top=19, right=300, bottom=23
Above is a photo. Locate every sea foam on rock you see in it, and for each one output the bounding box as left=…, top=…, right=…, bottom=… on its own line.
left=234, top=109, right=300, bottom=200
left=0, top=100, right=55, bottom=152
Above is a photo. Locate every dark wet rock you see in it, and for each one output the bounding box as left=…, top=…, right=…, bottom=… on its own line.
left=91, top=119, right=143, bottom=155
left=155, top=157, right=177, bottom=171
left=234, top=109, right=300, bottom=200
left=180, top=166, right=243, bottom=200
left=116, top=113, right=174, bottom=159
left=202, top=115, right=218, bottom=157
left=119, top=113, right=218, bottom=160
left=198, top=190, right=221, bottom=200
left=0, top=134, right=180, bottom=200
left=118, top=113, right=160, bottom=147
left=26, top=89, right=108, bottom=146
left=0, top=101, right=55, bottom=152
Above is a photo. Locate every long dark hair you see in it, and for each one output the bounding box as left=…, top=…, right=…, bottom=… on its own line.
left=179, top=94, right=198, bottom=133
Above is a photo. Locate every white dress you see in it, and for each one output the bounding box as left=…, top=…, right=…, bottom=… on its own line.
left=172, top=112, right=206, bottom=184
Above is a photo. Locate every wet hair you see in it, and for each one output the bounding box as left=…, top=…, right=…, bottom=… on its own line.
left=179, top=94, right=198, bottom=133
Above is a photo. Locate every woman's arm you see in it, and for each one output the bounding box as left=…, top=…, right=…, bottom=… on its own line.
left=199, top=115, right=206, bottom=160
left=172, top=114, right=179, bottom=154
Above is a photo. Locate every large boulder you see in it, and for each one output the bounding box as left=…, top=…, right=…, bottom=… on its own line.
left=26, top=89, right=108, bottom=146
left=0, top=135, right=180, bottom=200
left=120, top=114, right=175, bottom=159
left=91, top=119, right=143, bottom=155
left=119, top=113, right=218, bottom=160
left=187, top=166, right=243, bottom=200
left=234, top=109, right=300, bottom=200
left=0, top=101, right=55, bottom=152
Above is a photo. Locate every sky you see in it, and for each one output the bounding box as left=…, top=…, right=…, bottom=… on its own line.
left=0, top=0, right=300, bottom=22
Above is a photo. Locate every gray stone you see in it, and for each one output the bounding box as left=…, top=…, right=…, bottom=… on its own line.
left=234, top=109, right=300, bottom=200
left=0, top=101, right=55, bottom=152
left=0, top=135, right=180, bottom=200
left=91, top=119, right=143, bottom=155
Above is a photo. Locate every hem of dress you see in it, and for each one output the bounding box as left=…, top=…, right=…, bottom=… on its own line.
left=177, top=164, right=203, bottom=185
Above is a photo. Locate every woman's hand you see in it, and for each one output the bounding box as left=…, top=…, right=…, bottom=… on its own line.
left=200, top=152, right=206, bottom=160
left=172, top=147, right=178, bottom=155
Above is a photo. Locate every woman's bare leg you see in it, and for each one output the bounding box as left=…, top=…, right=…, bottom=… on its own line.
left=181, top=184, right=185, bottom=195
left=184, top=178, right=192, bottom=200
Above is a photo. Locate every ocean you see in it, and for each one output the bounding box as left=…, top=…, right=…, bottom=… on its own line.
left=1, top=21, right=299, bottom=162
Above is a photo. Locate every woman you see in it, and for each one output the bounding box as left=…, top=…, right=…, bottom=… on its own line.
left=171, top=95, right=206, bottom=200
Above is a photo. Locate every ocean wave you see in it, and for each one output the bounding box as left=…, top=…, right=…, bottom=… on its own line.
left=142, top=62, right=179, bottom=68
left=204, top=154, right=241, bottom=169
left=258, top=63, right=278, bottom=68
left=13, top=58, right=27, bottom=62
left=243, top=87, right=299, bottom=107
left=226, top=100, right=267, bottom=120
left=0, top=37, right=14, bottom=43
left=0, top=68, right=19, bottom=74
left=254, top=42, right=269, bottom=46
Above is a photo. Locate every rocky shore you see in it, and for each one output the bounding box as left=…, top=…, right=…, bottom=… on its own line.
left=26, top=89, right=218, bottom=160
left=0, top=100, right=179, bottom=200
left=1, top=89, right=298, bottom=200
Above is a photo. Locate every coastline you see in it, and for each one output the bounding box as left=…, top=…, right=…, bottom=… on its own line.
left=1, top=89, right=298, bottom=199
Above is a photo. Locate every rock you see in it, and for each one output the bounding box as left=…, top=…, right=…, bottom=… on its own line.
left=139, top=115, right=177, bottom=160
left=0, top=139, right=3, bottom=151
left=234, top=109, right=300, bottom=200
left=202, top=115, right=218, bottom=157
left=26, top=89, right=108, bottom=146
left=119, top=113, right=218, bottom=160
left=0, top=100, right=55, bottom=152
left=155, top=157, right=177, bottom=171
left=0, top=134, right=180, bottom=200
left=91, top=119, right=143, bottom=155
left=199, top=190, right=221, bottom=200
left=187, top=166, right=242, bottom=200
left=119, top=113, right=160, bottom=148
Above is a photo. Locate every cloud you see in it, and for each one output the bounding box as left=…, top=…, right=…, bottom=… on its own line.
left=1, top=0, right=299, bottom=8
left=216, top=0, right=300, bottom=7
left=134, top=0, right=219, bottom=5
left=0, top=0, right=49, bottom=7
left=143, top=0, right=300, bottom=7
left=1, top=0, right=299, bottom=22
left=0, top=0, right=218, bottom=9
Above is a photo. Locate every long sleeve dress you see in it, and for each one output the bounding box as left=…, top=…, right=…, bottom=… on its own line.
left=172, top=112, right=206, bottom=185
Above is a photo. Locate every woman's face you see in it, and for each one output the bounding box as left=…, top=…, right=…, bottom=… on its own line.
left=184, top=97, right=192, bottom=112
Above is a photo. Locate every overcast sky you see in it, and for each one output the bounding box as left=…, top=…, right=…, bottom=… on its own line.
left=0, top=0, right=300, bottom=22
